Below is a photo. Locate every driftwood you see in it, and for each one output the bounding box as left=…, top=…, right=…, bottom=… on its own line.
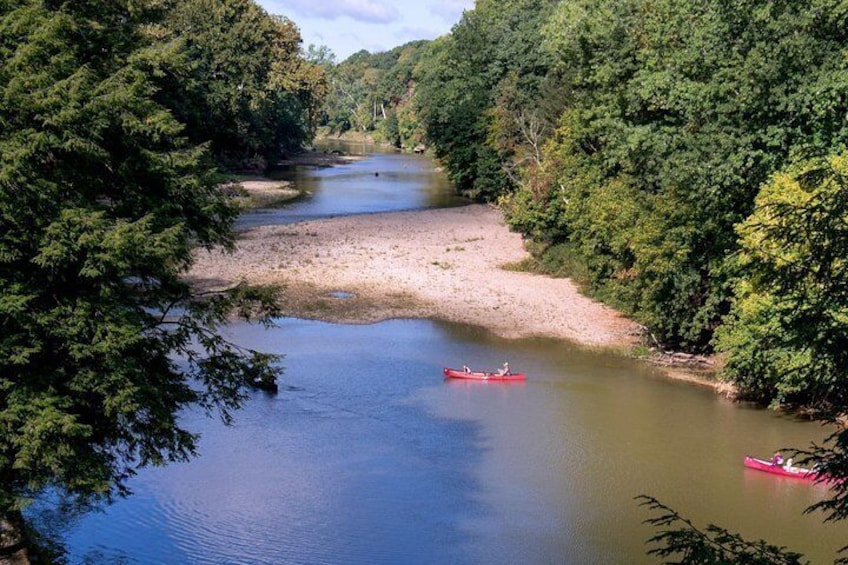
left=649, top=350, right=715, bottom=369
left=638, top=325, right=715, bottom=369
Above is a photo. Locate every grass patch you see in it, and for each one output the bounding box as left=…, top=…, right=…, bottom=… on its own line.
left=535, top=242, right=641, bottom=320
left=312, top=299, right=330, bottom=312
left=534, top=242, right=592, bottom=284
left=631, top=344, right=653, bottom=359
left=500, top=242, right=589, bottom=281
left=501, top=257, right=540, bottom=273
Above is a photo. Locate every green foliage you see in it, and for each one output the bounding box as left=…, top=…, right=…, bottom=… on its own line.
left=499, top=0, right=848, bottom=350
left=414, top=35, right=487, bottom=190
left=716, top=153, right=848, bottom=407
left=158, top=0, right=325, bottom=169
left=318, top=41, right=429, bottom=148
left=639, top=496, right=807, bottom=564
left=415, top=0, right=557, bottom=199
left=0, top=0, right=288, bottom=545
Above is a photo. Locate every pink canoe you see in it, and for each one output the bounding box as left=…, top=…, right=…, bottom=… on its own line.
left=443, top=367, right=526, bottom=382
left=743, top=456, right=823, bottom=481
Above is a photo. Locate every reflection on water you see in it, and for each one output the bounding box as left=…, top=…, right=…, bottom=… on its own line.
left=62, top=319, right=844, bottom=564
left=236, top=143, right=469, bottom=230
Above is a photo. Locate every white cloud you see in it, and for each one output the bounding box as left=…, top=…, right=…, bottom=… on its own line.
left=394, top=25, right=440, bottom=41
left=259, top=0, right=471, bottom=60
left=272, top=0, right=400, bottom=24
left=340, top=31, right=385, bottom=54
left=427, top=0, right=473, bottom=23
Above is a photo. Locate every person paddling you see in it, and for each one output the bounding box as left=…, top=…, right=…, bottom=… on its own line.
left=497, top=361, right=511, bottom=376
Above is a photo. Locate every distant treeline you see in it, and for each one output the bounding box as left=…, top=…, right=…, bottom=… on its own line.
left=325, top=0, right=848, bottom=409
left=311, top=40, right=430, bottom=150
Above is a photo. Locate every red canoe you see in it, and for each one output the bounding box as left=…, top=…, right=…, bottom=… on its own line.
left=443, top=367, right=526, bottom=381
left=743, top=456, right=823, bottom=481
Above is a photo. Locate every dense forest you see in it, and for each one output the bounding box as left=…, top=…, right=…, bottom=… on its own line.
left=0, top=0, right=320, bottom=560
left=311, top=40, right=430, bottom=150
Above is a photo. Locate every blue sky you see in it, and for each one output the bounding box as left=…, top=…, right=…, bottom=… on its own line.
left=257, top=0, right=474, bottom=61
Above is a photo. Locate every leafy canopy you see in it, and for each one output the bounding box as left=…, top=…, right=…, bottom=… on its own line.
left=500, top=0, right=848, bottom=350
left=317, top=40, right=429, bottom=149
left=0, top=0, right=290, bottom=526
left=414, top=0, right=557, bottom=199
left=159, top=0, right=325, bottom=169
left=716, top=152, right=848, bottom=408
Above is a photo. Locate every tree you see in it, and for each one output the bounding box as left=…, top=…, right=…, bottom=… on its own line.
left=158, top=0, right=325, bottom=169
left=0, top=1, right=284, bottom=559
left=317, top=41, right=429, bottom=147
left=716, top=152, right=848, bottom=408
left=501, top=0, right=848, bottom=350
left=304, top=43, right=336, bottom=68
left=415, top=0, right=557, bottom=199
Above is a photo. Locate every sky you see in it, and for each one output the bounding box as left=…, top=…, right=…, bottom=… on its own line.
left=257, top=0, right=474, bottom=61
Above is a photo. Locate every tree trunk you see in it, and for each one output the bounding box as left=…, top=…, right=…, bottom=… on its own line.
left=0, top=512, right=30, bottom=565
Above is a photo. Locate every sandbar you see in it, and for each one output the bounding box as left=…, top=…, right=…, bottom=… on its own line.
left=189, top=204, right=642, bottom=350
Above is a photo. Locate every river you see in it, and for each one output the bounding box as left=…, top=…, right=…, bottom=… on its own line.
left=235, top=140, right=468, bottom=230
left=58, top=143, right=845, bottom=563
